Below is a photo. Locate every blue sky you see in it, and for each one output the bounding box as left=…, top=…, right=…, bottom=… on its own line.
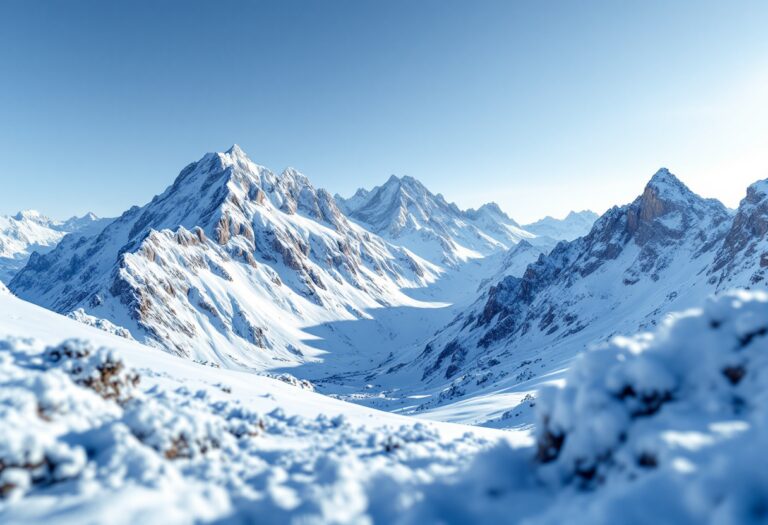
left=1, top=1, right=767, bottom=223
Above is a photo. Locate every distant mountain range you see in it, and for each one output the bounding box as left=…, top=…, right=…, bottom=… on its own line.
left=0, top=209, right=109, bottom=283
left=336, top=174, right=556, bottom=266
left=522, top=210, right=599, bottom=242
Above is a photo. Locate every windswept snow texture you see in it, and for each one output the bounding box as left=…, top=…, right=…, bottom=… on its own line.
left=2, top=277, right=768, bottom=524
left=523, top=210, right=598, bottom=242
left=0, top=210, right=108, bottom=283
left=336, top=175, right=551, bottom=267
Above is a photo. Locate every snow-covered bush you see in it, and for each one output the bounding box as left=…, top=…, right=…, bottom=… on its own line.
left=123, top=395, right=235, bottom=459
left=43, top=339, right=140, bottom=404
left=0, top=339, right=112, bottom=500
left=535, top=290, right=768, bottom=487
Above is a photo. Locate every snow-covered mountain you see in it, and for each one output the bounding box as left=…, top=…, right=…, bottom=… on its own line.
left=366, top=169, right=764, bottom=418
left=0, top=210, right=108, bottom=283
left=336, top=175, right=550, bottom=267
left=522, top=210, right=599, bottom=242
left=10, top=146, right=441, bottom=371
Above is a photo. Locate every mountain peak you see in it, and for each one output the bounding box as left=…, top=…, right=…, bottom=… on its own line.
left=565, top=210, right=598, bottom=220
left=624, top=168, right=728, bottom=243
left=13, top=209, right=48, bottom=223
left=477, top=202, right=504, bottom=215
left=746, top=179, right=768, bottom=203
left=644, top=168, right=693, bottom=202
left=523, top=210, right=598, bottom=241
left=465, top=202, right=515, bottom=224
left=650, top=166, right=673, bottom=181
left=384, top=174, right=423, bottom=189
left=225, top=144, right=246, bottom=157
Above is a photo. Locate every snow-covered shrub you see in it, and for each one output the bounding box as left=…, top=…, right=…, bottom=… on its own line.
left=43, top=339, right=140, bottom=404
left=122, top=395, right=235, bottom=459
left=213, top=402, right=266, bottom=438
left=535, top=290, right=768, bottom=487
left=0, top=340, right=109, bottom=499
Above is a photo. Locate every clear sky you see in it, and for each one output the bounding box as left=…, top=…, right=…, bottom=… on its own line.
left=1, top=1, right=767, bottom=223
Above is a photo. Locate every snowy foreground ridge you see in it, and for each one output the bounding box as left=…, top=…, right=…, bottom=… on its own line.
left=1, top=290, right=767, bottom=524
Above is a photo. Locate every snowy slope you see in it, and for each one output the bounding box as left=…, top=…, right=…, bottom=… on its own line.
left=336, top=176, right=550, bottom=267
left=2, top=280, right=767, bottom=524
left=0, top=210, right=108, bottom=283
left=523, top=210, right=598, bottom=242
left=0, top=286, right=518, bottom=525
left=10, top=146, right=442, bottom=372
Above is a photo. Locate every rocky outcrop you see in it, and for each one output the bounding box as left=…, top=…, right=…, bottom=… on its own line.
left=711, top=180, right=768, bottom=286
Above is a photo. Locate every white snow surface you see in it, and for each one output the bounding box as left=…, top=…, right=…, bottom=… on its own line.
left=2, top=279, right=768, bottom=523
left=0, top=289, right=518, bottom=525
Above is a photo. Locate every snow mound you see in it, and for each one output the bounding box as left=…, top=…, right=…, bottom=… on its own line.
left=529, top=289, right=768, bottom=523
left=3, top=284, right=768, bottom=522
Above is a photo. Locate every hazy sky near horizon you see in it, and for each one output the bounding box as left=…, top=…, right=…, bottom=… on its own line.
left=1, top=1, right=768, bottom=223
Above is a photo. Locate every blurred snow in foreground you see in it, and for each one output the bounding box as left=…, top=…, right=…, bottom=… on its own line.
left=2, top=290, right=768, bottom=524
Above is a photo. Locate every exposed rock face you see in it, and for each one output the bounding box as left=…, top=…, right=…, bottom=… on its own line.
left=10, top=146, right=438, bottom=370
left=711, top=180, right=768, bottom=286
